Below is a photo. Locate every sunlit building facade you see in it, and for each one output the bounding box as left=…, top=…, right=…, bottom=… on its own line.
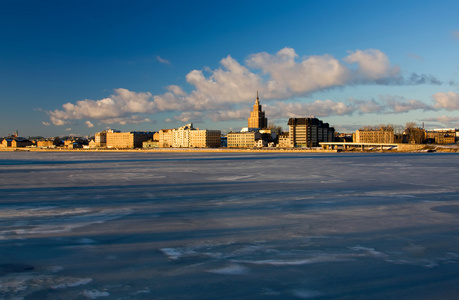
left=288, top=117, right=334, bottom=147
left=355, top=129, right=395, bottom=144
left=247, top=92, right=268, bottom=129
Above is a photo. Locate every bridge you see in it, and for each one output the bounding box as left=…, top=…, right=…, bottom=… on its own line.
left=320, top=142, right=399, bottom=151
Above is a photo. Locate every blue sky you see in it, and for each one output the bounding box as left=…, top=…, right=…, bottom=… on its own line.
left=1, top=0, right=459, bottom=137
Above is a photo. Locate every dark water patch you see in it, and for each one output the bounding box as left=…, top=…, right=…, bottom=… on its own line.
left=431, top=205, right=459, bottom=214
left=0, top=263, right=34, bottom=275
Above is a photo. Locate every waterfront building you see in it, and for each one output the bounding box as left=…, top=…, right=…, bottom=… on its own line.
left=355, top=128, right=395, bottom=144
left=1, top=137, right=33, bottom=148
left=172, top=123, right=193, bottom=148
left=248, top=92, right=268, bottom=129
left=288, top=117, right=334, bottom=147
left=227, top=131, right=261, bottom=148
left=277, top=133, right=291, bottom=148
left=158, top=124, right=221, bottom=148
left=190, top=129, right=221, bottom=148
left=1, top=138, right=12, bottom=148
left=36, top=139, right=60, bottom=148
left=425, top=129, right=457, bottom=144
left=158, top=129, right=173, bottom=148
left=255, top=139, right=267, bottom=148
left=143, top=140, right=160, bottom=148
left=106, top=131, right=154, bottom=149
left=435, top=134, right=456, bottom=144
left=95, top=129, right=120, bottom=147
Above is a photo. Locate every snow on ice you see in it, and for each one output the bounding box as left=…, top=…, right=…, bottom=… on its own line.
left=1, top=151, right=459, bottom=299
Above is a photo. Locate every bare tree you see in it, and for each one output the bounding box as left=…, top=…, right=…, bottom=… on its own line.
left=404, top=123, right=426, bottom=144
left=268, top=123, right=283, bottom=134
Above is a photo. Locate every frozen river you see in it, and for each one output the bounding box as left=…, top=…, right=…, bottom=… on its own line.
left=1, top=151, right=459, bottom=299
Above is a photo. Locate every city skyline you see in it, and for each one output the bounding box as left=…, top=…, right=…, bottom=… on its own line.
left=1, top=0, right=459, bottom=137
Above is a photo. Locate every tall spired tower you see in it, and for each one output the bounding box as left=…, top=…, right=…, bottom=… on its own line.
left=248, top=91, right=268, bottom=129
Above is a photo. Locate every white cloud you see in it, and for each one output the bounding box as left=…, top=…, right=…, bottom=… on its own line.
left=49, top=88, right=155, bottom=125
left=264, top=95, right=433, bottom=120
left=65, top=128, right=72, bottom=131
left=85, top=121, right=94, bottom=128
left=433, top=91, right=459, bottom=110
left=422, top=115, right=459, bottom=127
left=344, top=49, right=400, bottom=82
left=186, top=55, right=263, bottom=106
left=208, top=108, right=250, bottom=122
left=174, top=112, right=203, bottom=123
left=265, top=100, right=354, bottom=119
left=99, top=116, right=153, bottom=125
left=348, top=98, right=383, bottom=114
left=42, top=121, right=51, bottom=126
left=167, top=85, right=186, bottom=96
left=47, top=47, right=446, bottom=126
left=247, top=47, right=349, bottom=97
left=379, top=95, right=432, bottom=113
left=156, top=55, right=171, bottom=65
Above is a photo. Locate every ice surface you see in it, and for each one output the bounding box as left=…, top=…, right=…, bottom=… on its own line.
left=1, top=151, right=459, bottom=299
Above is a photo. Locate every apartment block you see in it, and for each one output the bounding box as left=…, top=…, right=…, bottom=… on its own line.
left=158, top=129, right=173, bottom=148
left=288, top=118, right=334, bottom=147
left=106, top=131, right=154, bottom=149
left=190, top=129, right=221, bottom=148
left=227, top=131, right=261, bottom=148
left=278, top=133, right=291, bottom=148
left=95, top=129, right=120, bottom=147
left=355, top=129, right=395, bottom=143
left=172, top=124, right=193, bottom=148
left=158, top=124, right=221, bottom=148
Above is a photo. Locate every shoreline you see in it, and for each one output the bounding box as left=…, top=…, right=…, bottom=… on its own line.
left=1, top=146, right=458, bottom=153
left=0, top=147, right=339, bottom=153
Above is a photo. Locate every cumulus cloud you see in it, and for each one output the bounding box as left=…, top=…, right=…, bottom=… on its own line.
left=174, top=112, right=204, bottom=123
left=265, top=100, right=354, bottom=119
left=99, top=116, right=153, bottom=125
left=264, top=95, right=434, bottom=120
left=247, top=47, right=349, bottom=97
left=347, top=98, right=384, bottom=114
left=49, top=88, right=155, bottom=126
left=344, top=49, right=400, bottom=82
left=85, top=121, right=94, bottom=128
left=42, top=121, right=51, bottom=126
left=186, top=55, right=263, bottom=106
left=433, top=91, right=459, bottom=110
left=47, top=47, right=447, bottom=126
left=208, top=108, right=250, bottom=122
left=379, top=95, right=433, bottom=113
